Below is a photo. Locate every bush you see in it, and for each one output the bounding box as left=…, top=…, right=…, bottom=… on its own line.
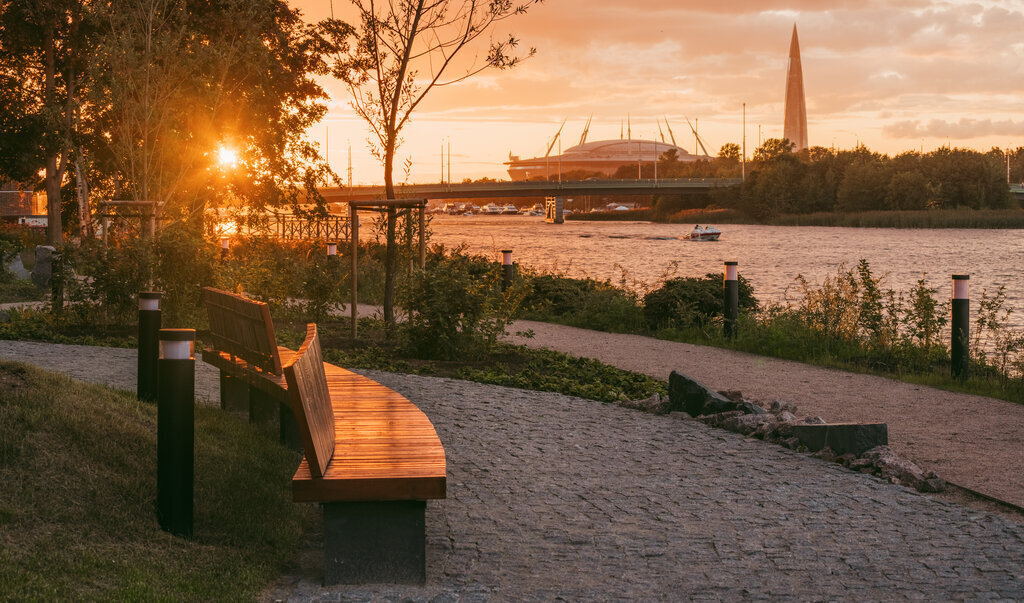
left=643, top=272, right=757, bottom=330
left=522, top=274, right=645, bottom=333
left=400, top=251, right=525, bottom=360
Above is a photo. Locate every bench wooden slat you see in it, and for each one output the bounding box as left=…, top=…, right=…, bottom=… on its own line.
left=283, top=324, right=335, bottom=478
left=203, top=287, right=283, bottom=375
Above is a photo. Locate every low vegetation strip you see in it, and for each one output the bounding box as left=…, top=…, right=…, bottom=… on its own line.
left=0, top=361, right=312, bottom=599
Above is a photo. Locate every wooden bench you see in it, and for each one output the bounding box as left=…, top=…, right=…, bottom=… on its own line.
left=200, top=287, right=301, bottom=449
left=284, top=324, right=447, bottom=584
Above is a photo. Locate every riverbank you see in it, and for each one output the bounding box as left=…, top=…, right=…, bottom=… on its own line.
left=570, top=207, right=1024, bottom=228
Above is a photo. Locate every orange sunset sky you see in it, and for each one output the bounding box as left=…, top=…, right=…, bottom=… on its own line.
left=292, top=0, right=1024, bottom=184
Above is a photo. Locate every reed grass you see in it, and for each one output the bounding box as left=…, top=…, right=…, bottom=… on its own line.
left=770, top=209, right=1024, bottom=229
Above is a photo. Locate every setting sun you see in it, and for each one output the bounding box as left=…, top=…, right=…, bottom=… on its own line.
left=217, top=145, right=239, bottom=168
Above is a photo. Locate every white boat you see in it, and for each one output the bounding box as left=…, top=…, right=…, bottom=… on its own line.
left=682, top=225, right=721, bottom=241
left=480, top=203, right=502, bottom=215
left=500, top=204, right=519, bottom=215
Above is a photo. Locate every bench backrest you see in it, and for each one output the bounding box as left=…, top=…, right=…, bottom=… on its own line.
left=203, top=287, right=283, bottom=375
left=283, top=324, right=335, bottom=478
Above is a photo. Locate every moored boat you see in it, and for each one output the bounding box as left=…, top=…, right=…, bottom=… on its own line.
left=500, top=204, right=519, bottom=215
left=480, top=203, right=502, bottom=215
left=682, top=225, right=721, bottom=241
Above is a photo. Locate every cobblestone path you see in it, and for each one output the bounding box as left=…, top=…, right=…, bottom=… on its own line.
left=268, top=371, right=1024, bottom=601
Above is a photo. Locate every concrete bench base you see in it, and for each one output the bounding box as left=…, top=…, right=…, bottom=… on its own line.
left=219, top=373, right=249, bottom=413
left=790, top=423, right=888, bottom=456
left=323, top=500, right=427, bottom=585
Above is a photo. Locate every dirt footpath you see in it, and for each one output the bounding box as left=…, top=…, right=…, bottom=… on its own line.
left=506, top=320, right=1024, bottom=509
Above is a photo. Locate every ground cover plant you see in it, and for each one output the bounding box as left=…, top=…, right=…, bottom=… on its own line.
left=0, top=361, right=313, bottom=599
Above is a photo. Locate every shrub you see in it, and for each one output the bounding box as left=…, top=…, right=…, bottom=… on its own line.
left=400, top=251, right=525, bottom=360
left=522, top=274, right=645, bottom=333
left=643, top=272, right=757, bottom=330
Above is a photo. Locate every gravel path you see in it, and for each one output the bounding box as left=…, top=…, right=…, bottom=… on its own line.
left=2, top=339, right=1023, bottom=599
left=506, top=320, right=1024, bottom=509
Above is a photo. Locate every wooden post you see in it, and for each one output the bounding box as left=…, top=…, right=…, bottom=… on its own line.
left=418, top=206, right=426, bottom=270
left=350, top=203, right=358, bottom=339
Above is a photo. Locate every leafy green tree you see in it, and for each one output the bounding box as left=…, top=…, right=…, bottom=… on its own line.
left=886, top=171, right=931, bottom=210
left=329, top=0, right=540, bottom=326
left=753, top=138, right=795, bottom=163
left=718, top=143, right=740, bottom=163
left=836, top=158, right=892, bottom=212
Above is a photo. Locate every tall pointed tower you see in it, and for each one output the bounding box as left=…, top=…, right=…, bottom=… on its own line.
left=783, top=24, right=808, bottom=151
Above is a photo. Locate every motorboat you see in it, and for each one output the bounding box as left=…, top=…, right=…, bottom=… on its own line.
left=480, top=203, right=502, bottom=215
left=500, top=204, right=519, bottom=215
left=682, top=225, right=721, bottom=241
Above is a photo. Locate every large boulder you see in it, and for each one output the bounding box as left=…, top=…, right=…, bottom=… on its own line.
left=668, top=371, right=765, bottom=417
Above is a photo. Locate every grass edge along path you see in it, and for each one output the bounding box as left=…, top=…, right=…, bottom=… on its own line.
left=0, top=360, right=313, bottom=600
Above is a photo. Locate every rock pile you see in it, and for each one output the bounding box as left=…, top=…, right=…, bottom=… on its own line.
left=630, top=370, right=947, bottom=494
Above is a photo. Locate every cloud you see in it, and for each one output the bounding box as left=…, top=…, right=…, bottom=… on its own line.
left=883, top=118, right=1024, bottom=139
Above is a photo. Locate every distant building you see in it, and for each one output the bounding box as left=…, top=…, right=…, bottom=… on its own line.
left=783, top=24, right=809, bottom=151
left=506, top=139, right=708, bottom=181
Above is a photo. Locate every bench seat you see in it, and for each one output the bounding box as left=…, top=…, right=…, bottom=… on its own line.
left=284, top=324, right=446, bottom=584
left=292, top=363, right=446, bottom=502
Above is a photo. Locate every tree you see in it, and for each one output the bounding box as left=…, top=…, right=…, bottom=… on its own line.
left=718, top=143, right=740, bottom=163
left=753, top=138, right=795, bottom=163
left=0, top=0, right=93, bottom=246
left=331, top=0, right=541, bottom=326
left=2, top=0, right=345, bottom=249
left=90, top=0, right=347, bottom=230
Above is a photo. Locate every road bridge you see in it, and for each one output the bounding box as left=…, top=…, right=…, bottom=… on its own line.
left=1011, top=184, right=1024, bottom=206
left=319, top=178, right=742, bottom=203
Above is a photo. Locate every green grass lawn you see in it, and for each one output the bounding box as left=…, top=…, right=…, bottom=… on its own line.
left=0, top=361, right=314, bottom=599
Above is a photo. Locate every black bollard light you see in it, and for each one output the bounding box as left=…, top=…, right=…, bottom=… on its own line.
left=157, top=328, right=195, bottom=538
left=220, top=235, right=229, bottom=261
left=501, top=249, right=514, bottom=292
left=724, top=261, right=739, bottom=338
left=137, top=291, right=162, bottom=402
left=951, top=275, right=969, bottom=381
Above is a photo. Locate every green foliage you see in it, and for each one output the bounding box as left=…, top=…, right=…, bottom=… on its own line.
left=64, top=238, right=153, bottom=324
left=715, top=145, right=1017, bottom=221
left=522, top=274, right=645, bottom=333
left=642, top=273, right=757, bottom=330
left=0, top=361, right=311, bottom=599
left=0, top=279, right=42, bottom=304
left=400, top=251, right=526, bottom=360
left=455, top=345, right=665, bottom=403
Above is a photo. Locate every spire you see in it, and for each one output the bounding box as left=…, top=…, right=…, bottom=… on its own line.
left=783, top=24, right=809, bottom=151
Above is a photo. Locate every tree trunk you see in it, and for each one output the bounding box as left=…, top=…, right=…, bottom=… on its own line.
left=383, top=144, right=397, bottom=326
left=44, top=27, right=63, bottom=248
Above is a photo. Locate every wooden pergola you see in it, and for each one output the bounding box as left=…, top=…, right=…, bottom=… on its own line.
left=348, top=199, right=428, bottom=337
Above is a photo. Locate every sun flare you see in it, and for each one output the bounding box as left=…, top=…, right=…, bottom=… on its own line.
left=217, top=145, right=239, bottom=168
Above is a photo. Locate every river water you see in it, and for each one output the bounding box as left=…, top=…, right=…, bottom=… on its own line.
left=427, top=215, right=1024, bottom=329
